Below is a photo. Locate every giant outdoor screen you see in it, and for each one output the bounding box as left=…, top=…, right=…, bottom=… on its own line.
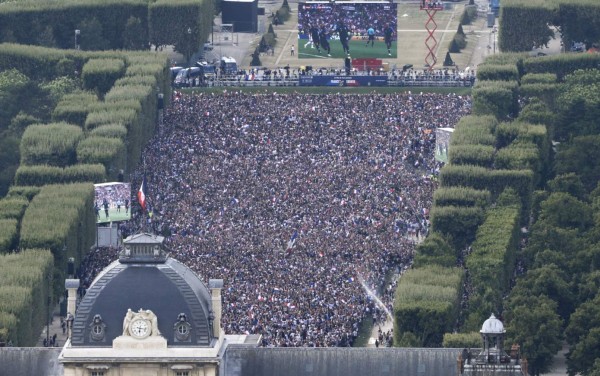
left=297, top=1, right=398, bottom=59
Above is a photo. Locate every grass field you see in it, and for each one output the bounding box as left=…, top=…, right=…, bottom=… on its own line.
left=97, top=207, right=131, bottom=223
left=298, top=39, right=398, bottom=59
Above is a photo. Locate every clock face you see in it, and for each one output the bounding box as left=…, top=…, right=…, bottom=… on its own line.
left=130, top=319, right=150, bottom=339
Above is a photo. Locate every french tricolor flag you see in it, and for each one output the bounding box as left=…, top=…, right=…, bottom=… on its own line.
left=138, top=177, right=148, bottom=211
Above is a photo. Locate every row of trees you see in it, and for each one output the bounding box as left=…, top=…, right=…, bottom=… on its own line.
left=499, top=0, right=600, bottom=52
left=0, top=0, right=214, bottom=59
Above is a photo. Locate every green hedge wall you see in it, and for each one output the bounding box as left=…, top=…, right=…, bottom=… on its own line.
left=19, top=183, right=95, bottom=297
left=77, top=136, right=125, bottom=179
left=439, top=165, right=534, bottom=221
left=558, top=2, right=600, bottom=52
left=498, top=0, right=555, bottom=53
left=433, top=187, right=491, bottom=208
left=0, top=249, right=53, bottom=346
left=472, top=81, right=519, bottom=120
left=443, top=332, right=481, bottom=348
left=394, top=266, right=464, bottom=347
left=465, top=190, right=521, bottom=328
left=14, top=164, right=106, bottom=186
left=82, top=58, right=126, bottom=97
left=0, top=197, right=28, bottom=220
left=0, top=0, right=149, bottom=50
left=52, top=91, right=99, bottom=127
left=521, top=73, right=557, bottom=84
left=476, top=64, right=520, bottom=82
left=7, top=186, right=41, bottom=201
left=89, top=123, right=128, bottom=139
left=149, top=0, right=214, bottom=56
left=448, top=145, right=495, bottom=167
left=413, top=232, right=457, bottom=268
left=519, top=83, right=558, bottom=108
left=20, top=122, right=83, bottom=167
left=0, top=218, right=18, bottom=252
left=430, top=205, right=485, bottom=251
left=523, top=54, right=600, bottom=80
left=451, top=115, right=498, bottom=147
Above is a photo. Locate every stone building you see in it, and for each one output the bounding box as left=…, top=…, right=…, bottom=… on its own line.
left=58, top=232, right=259, bottom=376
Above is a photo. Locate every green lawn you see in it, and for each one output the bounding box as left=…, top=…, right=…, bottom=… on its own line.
left=298, top=39, right=398, bottom=59
left=97, top=207, right=131, bottom=223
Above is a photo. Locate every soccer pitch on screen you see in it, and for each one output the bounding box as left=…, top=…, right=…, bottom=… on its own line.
left=298, top=1, right=398, bottom=60
left=298, top=38, right=397, bottom=59
left=94, top=182, right=132, bottom=224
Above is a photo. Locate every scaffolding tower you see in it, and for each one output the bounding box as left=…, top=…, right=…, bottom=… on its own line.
left=420, top=1, right=444, bottom=69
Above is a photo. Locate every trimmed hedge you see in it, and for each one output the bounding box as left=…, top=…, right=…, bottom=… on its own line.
left=20, top=122, right=83, bottom=167
left=0, top=0, right=149, bottom=50
left=433, top=187, right=491, bottom=208
left=0, top=218, right=18, bottom=252
left=443, top=332, right=481, bottom=348
left=430, top=205, right=485, bottom=251
left=77, top=136, right=125, bottom=179
left=519, top=83, right=558, bottom=107
left=476, top=64, right=520, bottom=82
left=413, top=232, right=457, bottom=268
left=439, top=164, right=534, bottom=221
left=19, top=184, right=95, bottom=296
left=7, top=186, right=41, bottom=201
left=14, top=164, right=106, bottom=186
left=0, top=197, right=28, bottom=220
left=558, top=2, right=600, bottom=58
left=520, top=73, right=557, bottom=84
left=149, top=0, right=214, bottom=56
left=523, top=53, right=600, bottom=80
left=52, top=91, right=99, bottom=127
left=89, top=123, right=128, bottom=139
left=394, top=266, right=464, bottom=347
left=451, top=115, right=498, bottom=147
left=498, top=0, right=555, bottom=53
left=472, top=80, right=519, bottom=120
left=496, top=121, right=548, bottom=150
left=465, top=189, right=521, bottom=327
left=519, top=99, right=556, bottom=130
left=448, top=145, right=495, bottom=167
left=0, top=249, right=54, bottom=346
left=82, top=58, right=126, bottom=96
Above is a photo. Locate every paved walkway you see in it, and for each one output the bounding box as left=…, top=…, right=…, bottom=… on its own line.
left=37, top=302, right=69, bottom=348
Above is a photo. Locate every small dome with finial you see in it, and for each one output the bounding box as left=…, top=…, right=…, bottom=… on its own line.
left=480, top=313, right=505, bottom=334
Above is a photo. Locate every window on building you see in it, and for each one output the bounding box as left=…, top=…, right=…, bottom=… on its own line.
left=175, top=372, right=189, bottom=376
left=91, top=372, right=105, bottom=376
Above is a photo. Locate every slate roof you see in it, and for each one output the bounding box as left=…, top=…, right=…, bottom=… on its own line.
left=70, top=257, right=213, bottom=347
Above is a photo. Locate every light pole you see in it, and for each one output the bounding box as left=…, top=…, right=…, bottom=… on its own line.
left=187, top=27, right=192, bottom=65
left=75, top=29, right=80, bottom=50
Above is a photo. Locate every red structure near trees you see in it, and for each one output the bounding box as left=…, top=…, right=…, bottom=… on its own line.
left=420, top=1, right=444, bottom=69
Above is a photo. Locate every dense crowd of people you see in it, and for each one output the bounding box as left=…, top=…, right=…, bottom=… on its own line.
left=82, top=92, right=471, bottom=347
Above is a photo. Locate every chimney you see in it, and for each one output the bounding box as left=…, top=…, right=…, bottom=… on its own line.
left=65, top=279, right=80, bottom=317
left=209, top=279, right=223, bottom=338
